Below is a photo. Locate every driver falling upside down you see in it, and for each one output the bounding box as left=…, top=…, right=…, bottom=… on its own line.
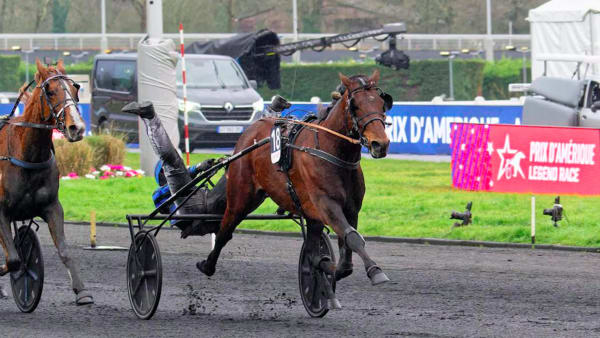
left=121, top=96, right=291, bottom=238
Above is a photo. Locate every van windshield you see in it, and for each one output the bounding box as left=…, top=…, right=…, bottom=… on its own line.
left=177, top=59, right=247, bottom=89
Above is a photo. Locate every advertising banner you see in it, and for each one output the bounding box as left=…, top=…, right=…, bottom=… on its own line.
left=451, top=123, right=600, bottom=195
left=283, top=102, right=523, bottom=155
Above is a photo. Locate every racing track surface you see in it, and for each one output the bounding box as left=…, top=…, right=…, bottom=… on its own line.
left=1, top=222, right=600, bottom=337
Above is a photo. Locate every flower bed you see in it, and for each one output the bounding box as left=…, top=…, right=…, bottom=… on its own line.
left=62, top=164, right=144, bottom=180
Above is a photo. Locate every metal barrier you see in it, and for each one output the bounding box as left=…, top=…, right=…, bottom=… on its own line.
left=0, top=33, right=531, bottom=52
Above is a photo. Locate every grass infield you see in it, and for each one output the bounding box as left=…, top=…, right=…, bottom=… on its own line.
left=59, top=152, right=600, bottom=247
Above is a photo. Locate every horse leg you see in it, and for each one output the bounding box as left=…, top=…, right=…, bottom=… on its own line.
left=0, top=214, right=20, bottom=276
left=335, top=215, right=355, bottom=281
left=197, top=186, right=265, bottom=276
left=43, top=202, right=94, bottom=305
left=196, top=209, right=243, bottom=276
left=321, top=200, right=389, bottom=285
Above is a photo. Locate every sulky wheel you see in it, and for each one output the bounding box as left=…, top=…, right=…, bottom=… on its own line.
left=127, top=231, right=162, bottom=320
left=298, top=231, right=336, bottom=318
left=10, top=225, right=44, bottom=313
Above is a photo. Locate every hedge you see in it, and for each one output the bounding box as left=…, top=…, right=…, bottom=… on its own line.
left=54, top=134, right=126, bottom=176
left=482, top=58, right=531, bottom=100
left=17, top=59, right=94, bottom=89
left=0, top=55, right=21, bottom=92
left=258, top=59, right=485, bottom=102
left=1, top=57, right=526, bottom=101
left=0, top=58, right=94, bottom=92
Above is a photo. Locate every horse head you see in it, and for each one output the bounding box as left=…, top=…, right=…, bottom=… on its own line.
left=339, top=69, right=391, bottom=158
left=34, top=59, right=85, bottom=142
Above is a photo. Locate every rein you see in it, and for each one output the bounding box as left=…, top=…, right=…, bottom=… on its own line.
left=272, top=118, right=361, bottom=145
left=7, top=80, right=35, bottom=118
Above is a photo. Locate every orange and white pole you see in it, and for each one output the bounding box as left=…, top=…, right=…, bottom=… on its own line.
left=179, top=22, right=190, bottom=165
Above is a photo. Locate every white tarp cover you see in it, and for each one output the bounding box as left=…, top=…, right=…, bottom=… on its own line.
left=137, top=37, right=179, bottom=174
left=529, top=0, right=600, bottom=80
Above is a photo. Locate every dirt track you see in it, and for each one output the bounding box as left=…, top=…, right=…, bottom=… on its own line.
left=1, top=222, right=600, bottom=337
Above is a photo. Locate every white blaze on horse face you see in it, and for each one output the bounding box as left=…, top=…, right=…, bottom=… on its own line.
left=60, top=79, right=84, bottom=130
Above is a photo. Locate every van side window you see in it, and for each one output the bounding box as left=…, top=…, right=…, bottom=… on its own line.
left=95, top=61, right=113, bottom=90
left=587, top=81, right=600, bottom=108
left=94, top=60, right=136, bottom=93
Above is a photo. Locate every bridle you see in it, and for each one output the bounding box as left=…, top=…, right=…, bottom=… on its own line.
left=37, top=74, right=81, bottom=133
left=5, top=73, right=81, bottom=134
left=0, top=72, right=80, bottom=170
left=344, top=80, right=392, bottom=147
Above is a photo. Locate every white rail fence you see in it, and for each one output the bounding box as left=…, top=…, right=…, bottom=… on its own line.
left=0, top=33, right=531, bottom=52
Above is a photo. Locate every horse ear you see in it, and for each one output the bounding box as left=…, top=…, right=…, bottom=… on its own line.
left=369, top=69, right=380, bottom=84
left=35, top=58, right=48, bottom=82
left=340, top=85, right=350, bottom=109
left=339, top=72, right=352, bottom=88
left=56, top=59, right=66, bottom=74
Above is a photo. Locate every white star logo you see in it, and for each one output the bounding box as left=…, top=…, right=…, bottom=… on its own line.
left=496, top=135, right=526, bottom=180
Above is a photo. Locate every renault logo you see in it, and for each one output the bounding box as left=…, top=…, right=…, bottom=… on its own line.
left=224, top=102, right=234, bottom=113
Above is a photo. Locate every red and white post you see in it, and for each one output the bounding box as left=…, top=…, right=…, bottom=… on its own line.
left=179, top=22, right=190, bottom=166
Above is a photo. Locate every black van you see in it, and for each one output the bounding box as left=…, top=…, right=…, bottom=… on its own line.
left=90, top=53, right=264, bottom=147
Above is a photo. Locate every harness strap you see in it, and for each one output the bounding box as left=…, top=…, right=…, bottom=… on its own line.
left=286, top=173, right=305, bottom=216
left=0, top=120, right=56, bottom=130
left=8, top=80, right=36, bottom=118
left=0, top=151, right=55, bottom=170
left=288, top=144, right=360, bottom=170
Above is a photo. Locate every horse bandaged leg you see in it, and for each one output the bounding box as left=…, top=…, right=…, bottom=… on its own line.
left=335, top=243, right=354, bottom=281
left=343, top=228, right=390, bottom=286
left=0, top=218, right=20, bottom=275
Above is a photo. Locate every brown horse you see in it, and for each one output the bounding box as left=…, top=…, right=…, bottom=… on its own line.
left=0, top=59, right=93, bottom=305
left=197, top=70, right=391, bottom=289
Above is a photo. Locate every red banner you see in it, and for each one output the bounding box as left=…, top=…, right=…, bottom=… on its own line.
left=451, top=123, right=600, bottom=195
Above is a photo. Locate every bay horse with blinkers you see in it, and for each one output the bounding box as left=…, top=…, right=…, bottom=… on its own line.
left=197, top=69, right=392, bottom=291
left=0, top=59, right=93, bottom=305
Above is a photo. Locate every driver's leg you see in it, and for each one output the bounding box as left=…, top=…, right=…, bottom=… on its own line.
left=122, top=102, right=207, bottom=228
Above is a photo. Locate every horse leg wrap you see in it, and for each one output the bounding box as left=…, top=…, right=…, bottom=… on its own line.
left=366, top=265, right=390, bottom=286
left=344, top=228, right=366, bottom=252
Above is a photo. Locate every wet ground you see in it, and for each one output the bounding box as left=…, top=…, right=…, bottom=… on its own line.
left=1, top=222, right=600, bottom=337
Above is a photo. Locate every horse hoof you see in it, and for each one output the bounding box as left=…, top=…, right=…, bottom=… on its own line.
left=196, top=260, right=215, bottom=276
left=76, top=290, right=94, bottom=306
left=369, top=270, right=390, bottom=286
left=335, top=269, right=353, bottom=281
left=327, top=298, right=342, bottom=310
left=0, top=285, right=8, bottom=299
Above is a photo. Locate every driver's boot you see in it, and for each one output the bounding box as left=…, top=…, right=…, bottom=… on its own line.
left=264, top=95, right=291, bottom=117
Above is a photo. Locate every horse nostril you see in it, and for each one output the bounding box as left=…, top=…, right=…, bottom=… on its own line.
left=371, top=140, right=381, bottom=151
